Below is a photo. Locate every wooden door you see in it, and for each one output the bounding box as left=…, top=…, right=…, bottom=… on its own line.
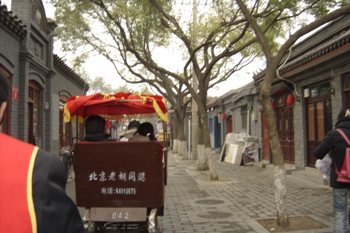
left=261, top=111, right=270, bottom=161
left=344, top=73, right=350, bottom=108
left=28, top=102, right=34, bottom=144
left=346, top=91, right=350, bottom=109
left=227, top=115, right=233, bottom=133
left=276, top=104, right=295, bottom=163
left=306, top=100, right=332, bottom=166
left=306, top=83, right=332, bottom=167
left=0, top=67, right=11, bottom=134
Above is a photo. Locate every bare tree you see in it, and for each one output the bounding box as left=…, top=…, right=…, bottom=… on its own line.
left=235, top=0, right=350, bottom=226
left=51, top=0, right=259, bottom=180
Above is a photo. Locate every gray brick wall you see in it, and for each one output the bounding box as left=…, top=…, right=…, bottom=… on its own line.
left=11, top=0, right=32, bottom=27
left=53, top=70, right=88, bottom=97
left=290, top=54, right=348, bottom=169
left=1, top=0, right=87, bottom=156
left=0, top=27, right=21, bottom=138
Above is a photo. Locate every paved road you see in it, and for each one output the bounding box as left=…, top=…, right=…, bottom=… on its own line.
left=66, top=150, right=334, bottom=233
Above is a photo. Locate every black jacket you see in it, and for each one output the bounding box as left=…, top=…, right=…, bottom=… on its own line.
left=84, top=133, right=110, bottom=142
left=33, top=149, right=86, bottom=233
left=0, top=133, right=85, bottom=233
left=314, top=118, right=350, bottom=188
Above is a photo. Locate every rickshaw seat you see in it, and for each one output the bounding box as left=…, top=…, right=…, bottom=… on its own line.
left=74, top=141, right=164, bottom=208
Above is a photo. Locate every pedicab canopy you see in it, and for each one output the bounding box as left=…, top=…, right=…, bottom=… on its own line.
left=63, top=92, right=168, bottom=123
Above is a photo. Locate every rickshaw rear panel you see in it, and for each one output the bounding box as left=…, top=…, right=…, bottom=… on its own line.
left=63, top=92, right=169, bottom=232
left=74, top=141, right=165, bottom=208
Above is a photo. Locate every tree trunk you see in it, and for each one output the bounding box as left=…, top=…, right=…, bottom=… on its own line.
left=261, top=74, right=289, bottom=226
left=179, top=140, right=187, bottom=160
left=196, top=116, right=208, bottom=170
left=274, top=164, right=288, bottom=225
left=173, top=139, right=179, bottom=153
left=196, top=104, right=219, bottom=180
left=207, top=147, right=218, bottom=180
left=172, top=113, right=179, bottom=153
left=177, top=116, right=187, bottom=159
left=196, top=144, right=207, bottom=170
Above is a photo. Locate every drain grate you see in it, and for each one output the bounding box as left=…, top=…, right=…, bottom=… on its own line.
left=198, top=211, right=232, bottom=219
left=172, top=172, right=186, bottom=176
left=196, top=199, right=224, bottom=205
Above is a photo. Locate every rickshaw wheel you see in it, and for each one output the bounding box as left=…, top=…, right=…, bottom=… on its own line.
left=62, top=151, right=74, bottom=181
left=93, top=222, right=107, bottom=233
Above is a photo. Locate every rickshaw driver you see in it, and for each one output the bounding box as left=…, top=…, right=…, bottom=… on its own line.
left=0, top=72, right=85, bottom=233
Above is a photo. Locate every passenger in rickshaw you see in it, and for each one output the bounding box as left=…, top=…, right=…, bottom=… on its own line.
left=129, top=122, right=157, bottom=141
left=119, top=120, right=140, bottom=141
left=83, top=115, right=111, bottom=142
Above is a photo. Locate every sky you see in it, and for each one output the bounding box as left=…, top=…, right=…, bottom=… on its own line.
left=3, top=0, right=258, bottom=97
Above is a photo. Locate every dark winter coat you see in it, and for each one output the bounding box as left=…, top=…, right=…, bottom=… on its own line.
left=0, top=133, right=85, bottom=233
left=313, top=118, right=350, bottom=189
left=84, top=133, right=110, bottom=142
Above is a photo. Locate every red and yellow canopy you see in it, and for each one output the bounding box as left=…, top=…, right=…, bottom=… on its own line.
left=63, top=92, right=168, bottom=123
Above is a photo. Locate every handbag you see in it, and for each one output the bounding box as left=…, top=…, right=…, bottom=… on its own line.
left=315, top=154, right=331, bottom=180
left=334, top=129, right=350, bottom=183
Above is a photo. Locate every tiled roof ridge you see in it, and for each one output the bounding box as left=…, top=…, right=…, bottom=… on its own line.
left=0, top=1, right=27, bottom=38
left=53, top=54, right=88, bottom=88
left=279, top=29, right=350, bottom=75
left=220, top=81, right=255, bottom=98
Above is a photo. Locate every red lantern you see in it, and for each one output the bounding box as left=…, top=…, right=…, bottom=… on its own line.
left=222, top=113, right=226, bottom=119
left=286, top=94, right=294, bottom=105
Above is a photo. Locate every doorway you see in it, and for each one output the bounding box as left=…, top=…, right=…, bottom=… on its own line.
left=0, top=67, right=11, bottom=134
left=28, top=81, right=41, bottom=146
left=275, top=95, right=295, bottom=163
left=306, top=83, right=332, bottom=167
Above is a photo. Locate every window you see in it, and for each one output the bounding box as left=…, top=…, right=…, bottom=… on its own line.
left=59, top=99, right=69, bottom=148
left=307, top=82, right=332, bottom=141
left=0, top=67, right=11, bottom=134
left=320, top=83, right=330, bottom=96
left=343, top=73, right=350, bottom=91
left=241, top=106, right=247, bottom=131
left=28, top=81, right=40, bottom=145
left=309, top=83, right=330, bottom=98
left=310, top=86, right=318, bottom=97
left=30, top=36, right=44, bottom=60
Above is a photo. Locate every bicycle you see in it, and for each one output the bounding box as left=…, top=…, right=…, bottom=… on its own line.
left=60, top=148, right=74, bottom=182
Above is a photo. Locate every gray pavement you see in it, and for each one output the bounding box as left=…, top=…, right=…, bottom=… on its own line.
left=67, top=150, right=335, bottom=233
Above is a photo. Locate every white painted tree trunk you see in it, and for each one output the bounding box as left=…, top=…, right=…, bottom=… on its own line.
left=179, top=140, right=187, bottom=159
left=173, top=139, right=179, bottom=153
left=206, top=147, right=218, bottom=180
left=274, top=164, right=289, bottom=225
left=196, top=144, right=208, bottom=170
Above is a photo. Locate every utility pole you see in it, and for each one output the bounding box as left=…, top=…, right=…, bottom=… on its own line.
left=190, top=0, right=198, bottom=160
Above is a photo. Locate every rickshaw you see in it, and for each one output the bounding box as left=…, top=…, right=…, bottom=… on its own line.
left=62, top=92, right=169, bottom=233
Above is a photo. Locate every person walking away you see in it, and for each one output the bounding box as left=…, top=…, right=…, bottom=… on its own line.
left=84, top=115, right=110, bottom=142
left=0, top=72, right=85, bottom=232
left=129, top=122, right=157, bottom=141
left=314, top=108, right=350, bottom=233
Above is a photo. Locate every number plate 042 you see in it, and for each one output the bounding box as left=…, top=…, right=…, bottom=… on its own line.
left=87, top=207, right=147, bottom=222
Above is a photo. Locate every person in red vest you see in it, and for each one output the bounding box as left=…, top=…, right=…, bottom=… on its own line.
left=0, top=72, right=85, bottom=232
